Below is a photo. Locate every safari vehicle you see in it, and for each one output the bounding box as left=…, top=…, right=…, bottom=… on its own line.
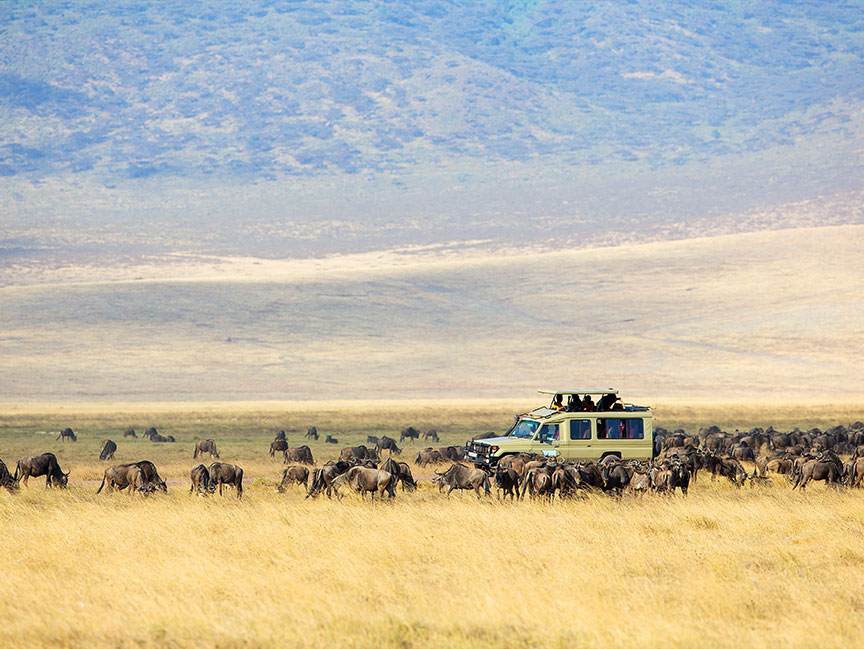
left=466, top=389, right=653, bottom=465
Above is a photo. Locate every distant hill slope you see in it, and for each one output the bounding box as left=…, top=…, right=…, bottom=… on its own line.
left=2, top=1, right=863, bottom=261
left=2, top=226, right=862, bottom=401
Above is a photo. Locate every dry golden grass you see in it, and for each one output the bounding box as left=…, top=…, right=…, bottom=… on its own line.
left=3, top=480, right=864, bottom=649
left=3, top=402, right=864, bottom=648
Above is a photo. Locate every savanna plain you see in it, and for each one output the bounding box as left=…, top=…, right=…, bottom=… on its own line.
left=2, top=401, right=864, bottom=649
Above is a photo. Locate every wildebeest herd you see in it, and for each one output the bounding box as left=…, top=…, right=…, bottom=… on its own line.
left=2, top=422, right=864, bottom=502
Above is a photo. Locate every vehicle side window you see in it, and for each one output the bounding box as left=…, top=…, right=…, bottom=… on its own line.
left=539, top=424, right=559, bottom=443
left=627, top=419, right=645, bottom=439
left=598, top=418, right=644, bottom=439
left=569, top=420, right=590, bottom=440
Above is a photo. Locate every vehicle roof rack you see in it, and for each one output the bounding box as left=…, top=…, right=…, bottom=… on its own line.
left=538, top=388, right=618, bottom=395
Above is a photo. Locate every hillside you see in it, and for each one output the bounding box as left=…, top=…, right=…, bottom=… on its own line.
left=2, top=225, right=861, bottom=402
left=2, top=1, right=864, bottom=258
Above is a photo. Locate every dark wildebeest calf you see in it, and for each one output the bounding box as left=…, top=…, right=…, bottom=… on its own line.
left=190, top=464, right=212, bottom=494
left=99, top=439, right=117, bottom=461
left=304, top=427, right=319, bottom=440
left=306, top=461, right=351, bottom=499
left=422, top=429, right=440, bottom=443
left=123, top=427, right=137, bottom=438
left=15, top=453, right=69, bottom=488
left=193, top=439, right=219, bottom=459
left=325, top=435, right=339, bottom=444
left=209, top=462, right=244, bottom=498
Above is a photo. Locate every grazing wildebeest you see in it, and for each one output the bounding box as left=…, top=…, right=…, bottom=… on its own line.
left=274, top=430, right=287, bottom=442
left=189, top=464, right=212, bottom=494
left=376, top=436, right=402, bottom=456
left=434, top=463, right=490, bottom=498
left=400, top=427, right=420, bottom=443
left=15, top=453, right=69, bottom=488
left=277, top=466, right=310, bottom=491
left=209, top=462, right=244, bottom=498
left=472, top=431, right=498, bottom=441
left=306, top=461, right=351, bottom=498
left=792, top=460, right=842, bottom=490
left=56, top=427, right=77, bottom=442
left=715, top=458, right=748, bottom=487
left=415, top=448, right=449, bottom=466
left=380, top=457, right=413, bottom=490
left=423, top=429, right=440, bottom=443
left=135, top=460, right=168, bottom=492
left=193, top=439, right=219, bottom=459
left=123, top=427, right=137, bottom=438
left=0, top=459, right=19, bottom=492
left=96, top=464, right=150, bottom=496
left=304, top=426, right=319, bottom=441
left=331, top=466, right=395, bottom=500
left=283, top=445, right=314, bottom=465
left=340, top=445, right=377, bottom=463
left=494, top=466, right=520, bottom=500
left=366, top=436, right=379, bottom=446
left=325, top=435, right=338, bottom=444
left=99, top=439, right=117, bottom=461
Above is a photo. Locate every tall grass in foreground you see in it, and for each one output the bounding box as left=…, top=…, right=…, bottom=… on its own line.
left=3, top=482, right=864, bottom=649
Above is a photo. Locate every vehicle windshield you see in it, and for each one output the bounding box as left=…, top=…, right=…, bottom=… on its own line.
left=508, top=419, right=540, bottom=439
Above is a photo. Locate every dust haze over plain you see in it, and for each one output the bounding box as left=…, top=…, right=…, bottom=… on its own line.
left=1, top=1, right=863, bottom=402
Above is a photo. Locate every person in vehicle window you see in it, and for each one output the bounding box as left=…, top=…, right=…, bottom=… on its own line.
left=582, top=394, right=595, bottom=411
left=567, top=394, right=582, bottom=411
left=552, top=394, right=565, bottom=411
left=596, top=393, right=620, bottom=411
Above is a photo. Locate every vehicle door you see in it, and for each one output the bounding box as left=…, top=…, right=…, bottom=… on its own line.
left=561, top=418, right=595, bottom=461
left=535, top=423, right=560, bottom=457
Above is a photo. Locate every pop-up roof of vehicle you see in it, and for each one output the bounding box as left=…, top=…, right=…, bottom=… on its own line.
left=538, top=388, right=618, bottom=396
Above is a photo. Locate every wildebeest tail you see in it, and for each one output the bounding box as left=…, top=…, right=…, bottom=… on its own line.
left=483, top=474, right=490, bottom=496
left=520, top=470, right=535, bottom=499
left=306, top=468, right=322, bottom=498
left=96, top=473, right=107, bottom=494
left=13, top=462, right=20, bottom=482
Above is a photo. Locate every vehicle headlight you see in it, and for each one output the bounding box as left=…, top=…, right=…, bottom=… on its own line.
left=490, top=446, right=499, bottom=453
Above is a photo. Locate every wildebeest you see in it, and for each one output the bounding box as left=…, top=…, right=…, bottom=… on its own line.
left=209, top=462, right=244, bottom=498
left=274, top=430, right=287, bottom=442
left=331, top=466, right=395, bottom=500
left=306, top=460, right=351, bottom=498
left=99, top=439, right=117, bottom=461
left=521, top=466, right=555, bottom=500
left=845, top=458, right=864, bottom=488
left=0, top=459, right=19, bottom=492
left=792, top=460, right=842, bottom=490
left=434, top=463, right=490, bottom=498
left=627, top=467, right=652, bottom=495
left=96, top=464, right=150, bottom=496
left=366, top=435, right=379, bottom=446
left=339, top=445, right=377, bottom=463
left=144, top=427, right=174, bottom=442
left=304, top=426, right=319, bottom=441
left=325, top=435, right=338, bottom=444
left=400, top=427, right=420, bottom=443
left=125, top=460, right=167, bottom=492
left=376, top=436, right=402, bottom=456
left=15, top=453, right=69, bottom=488
left=415, top=448, right=449, bottom=466
left=472, top=431, right=498, bottom=441
left=56, top=427, right=77, bottom=442
left=423, top=429, right=440, bottom=443
left=190, top=464, right=212, bottom=494
left=381, top=457, right=417, bottom=491
left=602, top=462, right=632, bottom=495
left=277, top=466, right=310, bottom=491
left=438, top=446, right=465, bottom=461
left=270, top=439, right=288, bottom=458
left=123, top=427, right=137, bottom=438
left=284, top=445, right=314, bottom=465
left=193, top=439, right=219, bottom=459
left=494, top=466, right=520, bottom=500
